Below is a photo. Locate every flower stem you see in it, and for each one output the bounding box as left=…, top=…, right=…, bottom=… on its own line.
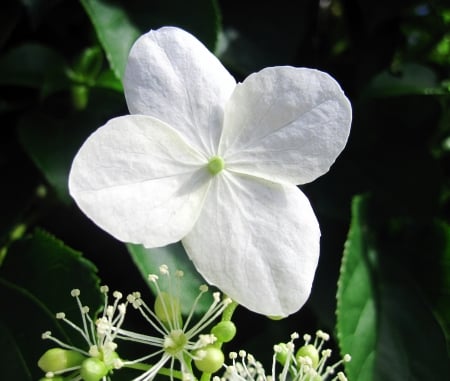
left=123, top=363, right=184, bottom=380
left=221, top=300, right=238, bottom=322
left=200, top=372, right=212, bottom=381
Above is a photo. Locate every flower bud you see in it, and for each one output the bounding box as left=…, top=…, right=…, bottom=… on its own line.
left=71, top=84, right=89, bottom=110
left=80, top=357, right=108, bottom=381
left=194, top=346, right=224, bottom=373
left=38, top=347, right=85, bottom=372
left=211, top=321, right=236, bottom=343
left=274, top=342, right=289, bottom=365
left=154, top=291, right=182, bottom=326
left=296, top=344, right=319, bottom=369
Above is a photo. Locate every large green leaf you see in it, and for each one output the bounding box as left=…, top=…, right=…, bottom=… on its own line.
left=336, top=195, right=377, bottom=381
left=337, top=196, right=450, bottom=381
left=127, top=242, right=212, bottom=315
left=80, top=0, right=221, bottom=80
left=0, top=229, right=102, bottom=379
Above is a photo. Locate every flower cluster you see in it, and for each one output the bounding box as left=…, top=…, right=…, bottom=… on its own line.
left=220, top=331, right=351, bottom=381
left=39, top=286, right=126, bottom=380
left=37, top=265, right=351, bottom=381
left=117, top=265, right=236, bottom=381
left=38, top=265, right=237, bottom=381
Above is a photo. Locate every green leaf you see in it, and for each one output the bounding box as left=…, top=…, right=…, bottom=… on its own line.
left=337, top=196, right=450, bottom=380
left=0, top=228, right=101, bottom=379
left=364, top=63, right=444, bottom=97
left=18, top=113, right=77, bottom=204
left=127, top=242, right=212, bottom=315
left=0, top=43, right=69, bottom=95
left=80, top=0, right=140, bottom=80
left=80, top=0, right=221, bottom=80
left=336, top=195, right=377, bottom=381
left=432, top=221, right=450, bottom=349
left=374, top=281, right=449, bottom=380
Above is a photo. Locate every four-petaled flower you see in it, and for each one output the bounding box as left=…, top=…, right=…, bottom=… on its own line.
left=68, top=26, right=352, bottom=317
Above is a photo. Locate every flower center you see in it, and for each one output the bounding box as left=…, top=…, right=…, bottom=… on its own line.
left=207, top=156, right=225, bottom=175
left=164, top=329, right=188, bottom=355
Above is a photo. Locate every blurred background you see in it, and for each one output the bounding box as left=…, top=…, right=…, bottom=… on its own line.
left=0, top=0, right=449, bottom=380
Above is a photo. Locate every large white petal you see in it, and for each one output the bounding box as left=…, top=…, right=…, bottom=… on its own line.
left=124, top=26, right=236, bottom=156
left=219, top=67, right=352, bottom=185
left=182, top=171, right=320, bottom=316
left=69, top=115, right=211, bottom=247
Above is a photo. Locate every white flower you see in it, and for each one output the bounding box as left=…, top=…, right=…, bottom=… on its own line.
left=68, top=26, right=352, bottom=317
left=39, top=287, right=127, bottom=379
left=221, top=331, right=351, bottom=381
left=118, top=265, right=232, bottom=381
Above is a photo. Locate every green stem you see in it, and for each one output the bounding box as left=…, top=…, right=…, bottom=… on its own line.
left=123, top=363, right=184, bottom=380
left=221, top=300, right=238, bottom=322
left=200, top=372, right=212, bottom=381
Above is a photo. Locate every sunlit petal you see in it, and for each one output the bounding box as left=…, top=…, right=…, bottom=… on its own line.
left=220, top=67, right=351, bottom=185
left=69, top=115, right=210, bottom=247
left=183, top=171, right=320, bottom=316
left=124, top=26, right=236, bottom=156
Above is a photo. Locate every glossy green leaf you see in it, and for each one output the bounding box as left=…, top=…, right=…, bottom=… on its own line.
left=80, top=0, right=221, bottom=80
left=0, top=229, right=101, bottom=379
left=0, top=43, right=69, bottom=95
left=80, top=0, right=140, bottom=80
left=127, top=242, right=211, bottom=315
left=337, top=196, right=450, bottom=380
left=374, top=281, right=450, bottom=380
left=336, top=195, right=377, bottom=381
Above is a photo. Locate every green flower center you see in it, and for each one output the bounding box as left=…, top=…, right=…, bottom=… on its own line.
left=164, top=329, right=187, bottom=355
left=207, top=156, right=225, bottom=175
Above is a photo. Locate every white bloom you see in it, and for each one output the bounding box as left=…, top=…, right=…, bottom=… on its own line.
left=68, top=26, right=352, bottom=316
left=118, top=265, right=232, bottom=381
left=221, top=331, right=351, bottom=381
left=40, top=287, right=127, bottom=379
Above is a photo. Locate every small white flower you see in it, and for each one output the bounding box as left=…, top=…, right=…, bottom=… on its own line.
left=39, top=287, right=127, bottom=379
left=69, top=26, right=352, bottom=317
left=223, top=330, right=351, bottom=381
left=117, top=265, right=231, bottom=381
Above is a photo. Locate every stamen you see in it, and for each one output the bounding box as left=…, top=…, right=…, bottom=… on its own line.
left=160, top=264, right=169, bottom=275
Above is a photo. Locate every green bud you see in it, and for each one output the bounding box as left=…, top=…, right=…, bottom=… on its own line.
left=296, top=344, right=319, bottom=369
left=154, top=291, right=182, bottom=326
left=38, top=347, right=85, bottom=372
left=80, top=357, right=108, bottom=381
left=71, top=84, right=89, bottom=110
left=39, top=377, right=64, bottom=381
left=194, top=346, right=224, bottom=374
left=275, top=343, right=289, bottom=365
left=211, top=321, right=236, bottom=343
